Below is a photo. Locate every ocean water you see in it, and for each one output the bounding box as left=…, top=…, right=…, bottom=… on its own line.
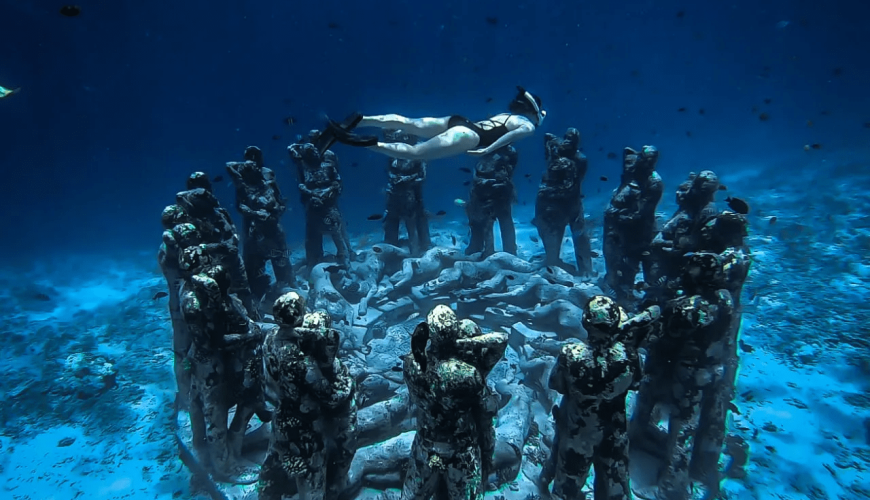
left=1, top=1, right=869, bottom=499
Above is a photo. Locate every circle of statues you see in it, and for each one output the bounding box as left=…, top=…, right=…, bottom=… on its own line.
left=159, top=123, right=751, bottom=500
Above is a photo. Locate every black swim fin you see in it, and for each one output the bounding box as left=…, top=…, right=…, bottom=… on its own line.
left=326, top=113, right=377, bottom=148
left=316, top=112, right=366, bottom=154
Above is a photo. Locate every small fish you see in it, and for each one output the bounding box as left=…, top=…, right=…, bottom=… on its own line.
left=506, top=274, right=515, bottom=280
left=529, top=235, right=539, bottom=243
left=763, top=98, right=772, bottom=104
left=686, top=131, right=693, bottom=137
left=758, top=112, right=770, bottom=121
left=832, top=67, right=843, bottom=77
left=810, top=143, right=822, bottom=149
left=524, top=173, right=531, bottom=178
left=284, top=117, right=296, bottom=126
left=739, top=339, right=754, bottom=353
left=351, top=162, right=359, bottom=168
left=435, top=210, right=447, bottom=216
left=806, top=120, right=813, bottom=127
left=367, top=213, right=384, bottom=221
left=323, top=265, right=344, bottom=273
left=485, top=97, right=493, bottom=103
left=606, top=152, right=617, bottom=160
left=718, top=185, right=728, bottom=191
left=677, top=107, right=687, bottom=112
left=726, top=402, right=741, bottom=415
left=390, top=365, right=403, bottom=372
left=454, top=198, right=467, bottom=207
left=769, top=216, right=777, bottom=224
left=864, top=122, right=870, bottom=129
left=463, top=181, right=470, bottom=186
left=459, top=167, right=472, bottom=173
left=152, top=291, right=168, bottom=300
left=634, top=281, right=649, bottom=292
left=451, top=235, right=457, bottom=245
left=726, top=196, right=750, bottom=214
left=599, top=176, right=608, bottom=181
left=212, top=175, right=224, bottom=183
left=272, top=135, right=281, bottom=140
left=34, top=293, right=51, bottom=301
left=698, top=108, right=705, bottom=115
left=485, top=16, right=498, bottom=25
left=676, top=10, right=685, bottom=18
left=59, top=5, right=81, bottom=17
left=327, top=22, right=340, bottom=29
left=0, top=86, right=20, bottom=99
left=590, top=250, right=600, bottom=258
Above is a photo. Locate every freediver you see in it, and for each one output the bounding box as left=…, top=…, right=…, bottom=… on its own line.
left=323, top=86, right=546, bottom=161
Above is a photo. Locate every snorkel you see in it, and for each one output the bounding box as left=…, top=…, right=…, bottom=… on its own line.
left=517, top=86, right=546, bottom=126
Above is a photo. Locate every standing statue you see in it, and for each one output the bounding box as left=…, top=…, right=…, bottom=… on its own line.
left=533, top=128, right=593, bottom=276
left=603, top=146, right=663, bottom=301
left=540, top=296, right=660, bottom=500
left=382, top=129, right=431, bottom=255
left=465, top=145, right=519, bottom=256
left=401, top=305, right=508, bottom=499
left=226, top=146, right=295, bottom=303
left=289, top=135, right=354, bottom=268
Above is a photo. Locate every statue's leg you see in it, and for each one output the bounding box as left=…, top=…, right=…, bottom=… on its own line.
left=384, top=211, right=401, bottom=246
left=538, top=222, right=564, bottom=267
left=401, top=437, right=438, bottom=500
left=497, top=205, right=517, bottom=255
left=325, top=403, right=359, bottom=500
left=552, top=413, right=597, bottom=500
left=445, top=445, right=485, bottom=500
left=244, top=237, right=270, bottom=303
left=305, top=213, right=324, bottom=266
left=270, top=225, right=296, bottom=286
left=569, top=216, right=594, bottom=278
left=592, top=410, right=631, bottom=500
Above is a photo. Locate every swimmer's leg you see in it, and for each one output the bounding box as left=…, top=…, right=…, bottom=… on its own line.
left=367, top=126, right=480, bottom=161
left=358, top=115, right=452, bottom=139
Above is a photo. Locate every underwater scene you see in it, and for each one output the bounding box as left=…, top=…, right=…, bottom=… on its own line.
left=1, top=1, right=869, bottom=499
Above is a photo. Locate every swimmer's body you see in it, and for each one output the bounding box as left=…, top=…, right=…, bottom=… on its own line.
left=327, top=86, right=546, bottom=161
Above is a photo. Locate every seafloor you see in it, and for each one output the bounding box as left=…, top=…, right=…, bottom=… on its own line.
left=1, top=159, right=868, bottom=500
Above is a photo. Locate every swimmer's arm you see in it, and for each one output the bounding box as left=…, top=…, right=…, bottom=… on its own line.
left=468, top=122, right=535, bottom=156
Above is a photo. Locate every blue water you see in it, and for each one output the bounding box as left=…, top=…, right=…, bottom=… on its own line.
left=1, top=1, right=869, bottom=499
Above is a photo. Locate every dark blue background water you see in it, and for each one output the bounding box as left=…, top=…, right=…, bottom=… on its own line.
left=1, top=0, right=867, bottom=260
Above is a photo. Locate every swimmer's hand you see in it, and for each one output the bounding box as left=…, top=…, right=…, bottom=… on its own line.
left=467, top=148, right=489, bottom=157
